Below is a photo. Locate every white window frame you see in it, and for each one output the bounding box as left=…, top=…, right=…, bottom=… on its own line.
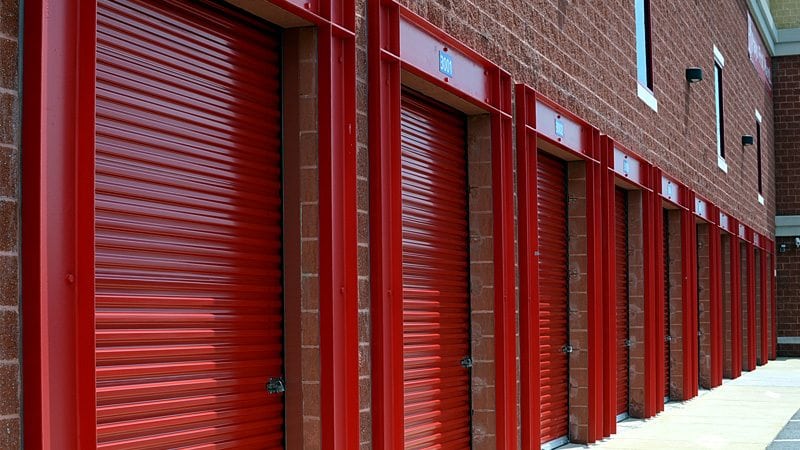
left=635, top=0, right=657, bottom=111
left=714, top=46, right=726, bottom=172
left=755, top=109, right=764, bottom=205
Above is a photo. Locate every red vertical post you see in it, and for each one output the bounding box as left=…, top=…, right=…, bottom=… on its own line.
left=368, top=1, right=403, bottom=447
left=516, top=85, right=541, bottom=450
left=746, top=240, right=757, bottom=371
left=680, top=203, right=697, bottom=400
left=21, top=2, right=84, bottom=447
left=730, top=225, right=742, bottom=379
left=318, top=11, right=360, bottom=447
left=760, top=245, right=768, bottom=365
left=644, top=168, right=662, bottom=417
left=600, top=138, right=616, bottom=437
left=709, top=213, right=723, bottom=387
left=587, top=138, right=605, bottom=443
left=491, top=72, right=518, bottom=450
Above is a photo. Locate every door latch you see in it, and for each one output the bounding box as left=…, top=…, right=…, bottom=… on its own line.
left=461, top=356, right=473, bottom=369
left=265, top=377, right=286, bottom=395
left=561, top=344, right=574, bottom=354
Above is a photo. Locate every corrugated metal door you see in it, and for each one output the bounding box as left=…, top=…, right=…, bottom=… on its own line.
left=400, top=89, right=472, bottom=449
left=615, top=188, right=629, bottom=417
left=663, top=211, right=671, bottom=400
left=95, top=0, right=285, bottom=447
left=537, top=152, right=569, bottom=445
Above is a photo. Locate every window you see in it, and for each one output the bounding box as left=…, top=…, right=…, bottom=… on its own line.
left=713, top=46, right=726, bottom=171
left=635, top=0, right=656, bottom=111
left=635, top=0, right=653, bottom=89
left=756, top=110, right=764, bottom=204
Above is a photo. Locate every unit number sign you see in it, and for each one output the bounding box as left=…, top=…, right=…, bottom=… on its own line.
left=439, top=50, right=453, bottom=77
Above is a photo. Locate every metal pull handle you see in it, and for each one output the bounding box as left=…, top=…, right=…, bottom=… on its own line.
left=561, top=344, right=574, bottom=354
left=265, top=377, right=286, bottom=395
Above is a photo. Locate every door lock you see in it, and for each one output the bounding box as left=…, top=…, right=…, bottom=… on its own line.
left=561, top=344, right=574, bottom=354
left=461, top=356, right=473, bottom=369
left=624, top=339, right=632, bottom=347
left=265, top=377, right=286, bottom=395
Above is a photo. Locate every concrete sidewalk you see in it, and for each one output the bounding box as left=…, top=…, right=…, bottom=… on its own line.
left=563, top=358, right=800, bottom=450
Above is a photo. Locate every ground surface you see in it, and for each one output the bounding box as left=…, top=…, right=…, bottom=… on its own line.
left=562, top=358, right=800, bottom=450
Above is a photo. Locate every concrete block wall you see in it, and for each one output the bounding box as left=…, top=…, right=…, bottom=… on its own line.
left=666, top=210, right=685, bottom=399
left=467, top=115, right=498, bottom=449
left=567, top=162, right=590, bottom=443
left=0, top=0, right=19, bottom=447
left=626, top=191, right=647, bottom=417
left=722, top=235, right=734, bottom=378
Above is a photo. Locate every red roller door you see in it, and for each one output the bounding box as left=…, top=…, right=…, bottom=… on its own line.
left=537, top=152, right=569, bottom=445
left=400, top=89, right=472, bottom=448
left=615, top=188, right=629, bottom=417
left=663, top=211, right=670, bottom=400
left=95, top=0, right=285, bottom=447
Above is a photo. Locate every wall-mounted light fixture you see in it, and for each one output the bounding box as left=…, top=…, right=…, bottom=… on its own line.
left=686, top=67, right=703, bottom=83
left=742, top=135, right=754, bottom=146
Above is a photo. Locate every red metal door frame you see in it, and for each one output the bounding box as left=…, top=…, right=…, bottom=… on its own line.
left=368, top=4, right=515, bottom=448
left=744, top=228, right=757, bottom=371
left=517, top=86, right=603, bottom=446
left=709, top=208, right=723, bottom=387
left=645, top=168, right=664, bottom=417
left=680, top=192, right=699, bottom=400
left=21, top=1, right=359, bottom=447
left=600, top=137, right=654, bottom=436
left=657, top=174, right=695, bottom=402
left=693, top=196, right=722, bottom=388
left=719, top=212, right=743, bottom=380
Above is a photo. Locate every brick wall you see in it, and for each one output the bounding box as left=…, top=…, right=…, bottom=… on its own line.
left=777, top=237, right=800, bottom=356
left=390, top=0, right=775, bottom=238
left=770, top=0, right=800, bottom=29
left=774, top=55, right=800, bottom=356
left=774, top=56, right=800, bottom=215
left=0, top=0, right=19, bottom=447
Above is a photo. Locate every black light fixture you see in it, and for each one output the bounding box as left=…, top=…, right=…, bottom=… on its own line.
left=742, top=135, right=754, bottom=146
left=686, top=67, right=703, bottom=83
